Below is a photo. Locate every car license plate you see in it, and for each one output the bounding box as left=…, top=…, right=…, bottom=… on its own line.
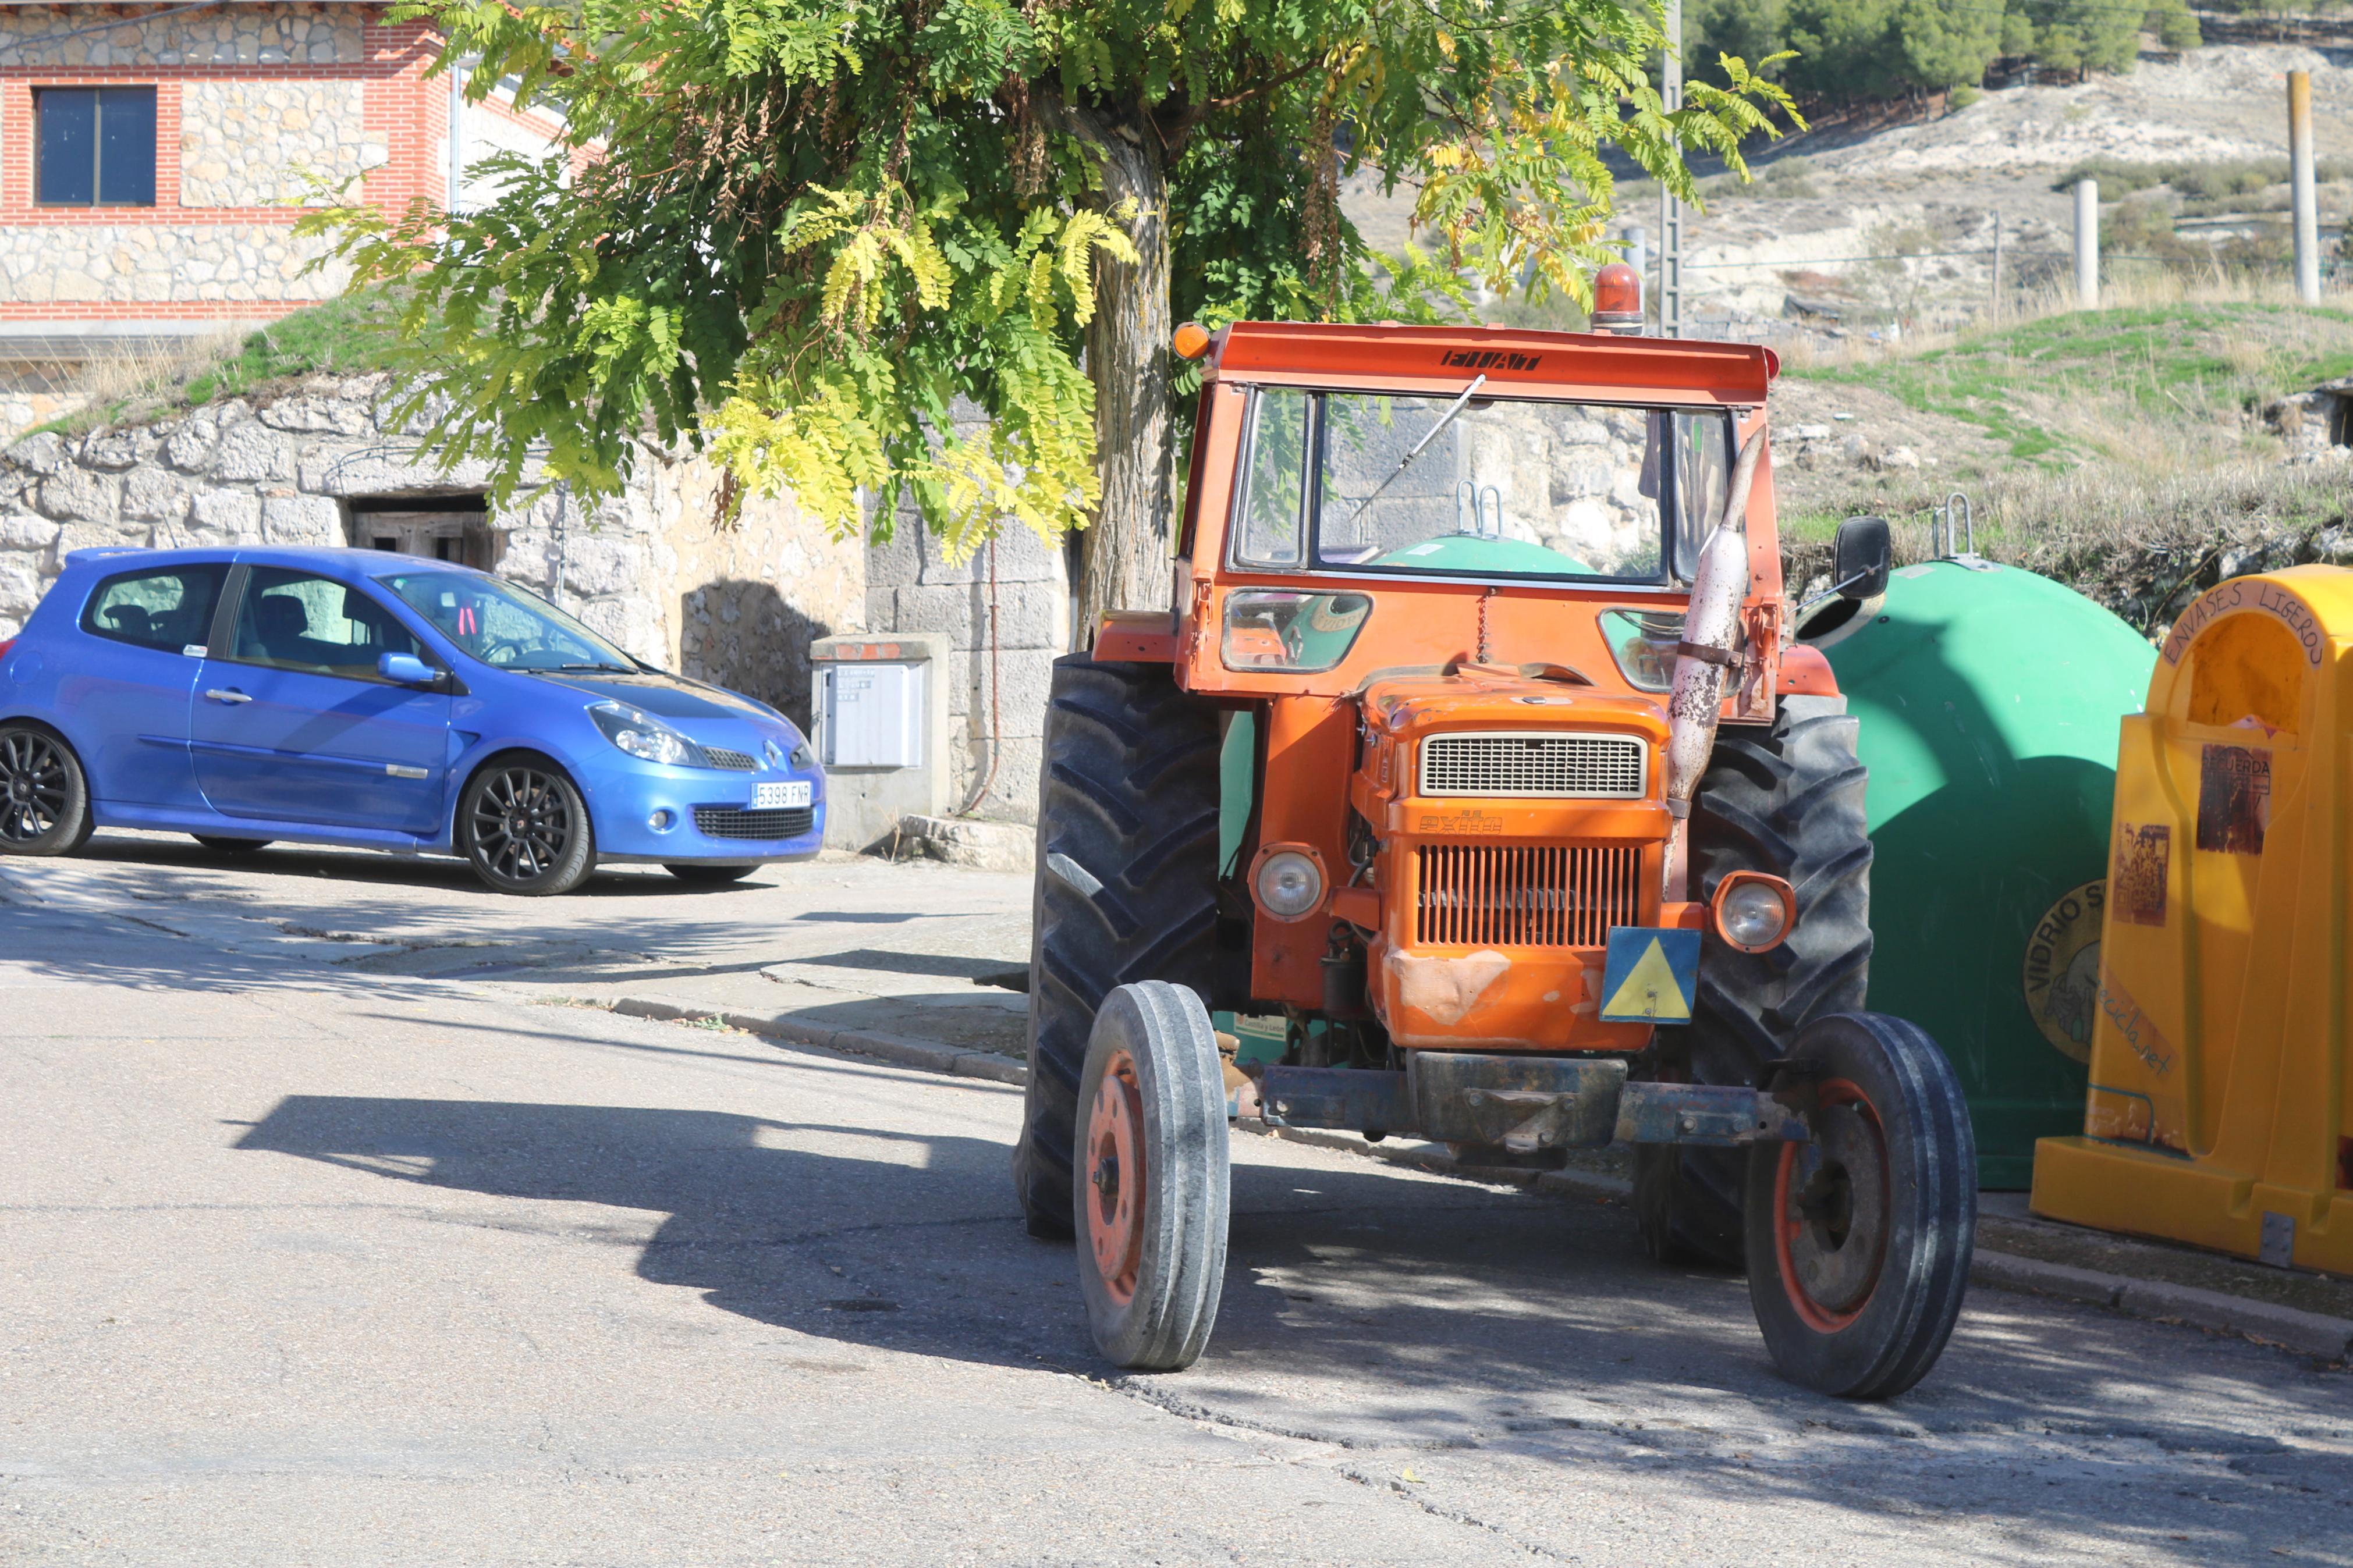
left=754, top=780, right=811, bottom=810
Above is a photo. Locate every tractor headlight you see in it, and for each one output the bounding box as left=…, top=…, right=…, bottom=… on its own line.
left=589, top=701, right=705, bottom=767
left=1254, top=848, right=1325, bottom=920
left=1714, top=873, right=1795, bottom=952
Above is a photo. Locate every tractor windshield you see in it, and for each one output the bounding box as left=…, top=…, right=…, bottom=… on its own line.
left=1231, top=387, right=1733, bottom=584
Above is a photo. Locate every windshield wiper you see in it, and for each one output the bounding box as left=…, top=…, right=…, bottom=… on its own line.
left=557, top=662, right=636, bottom=673
left=1341, top=374, right=1488, bottom=534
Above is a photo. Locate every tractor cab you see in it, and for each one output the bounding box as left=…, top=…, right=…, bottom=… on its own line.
left=1017, top=317, right=1973, bottom=1400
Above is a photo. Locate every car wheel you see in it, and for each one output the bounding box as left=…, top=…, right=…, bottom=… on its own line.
left=663, top=863, right=757, bottom=885
left=457, top=758, right=595, bottom=896
left=0, top=723, right=93, bottom=857
left=193, top=835, right=274, bottom=855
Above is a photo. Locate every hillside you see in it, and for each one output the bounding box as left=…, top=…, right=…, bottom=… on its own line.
left=1768, top=292, right=2353, bottom=634
left=1343, top=42, right=2353, bottom=336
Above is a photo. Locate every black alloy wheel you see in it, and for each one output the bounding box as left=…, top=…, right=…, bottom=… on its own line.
left=0, top=723, right=92, bottom=856
left=459, top=759, right=596, bottom=895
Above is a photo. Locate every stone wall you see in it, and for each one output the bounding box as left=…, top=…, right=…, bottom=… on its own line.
left=865, top=503, right=1071, bottom=825
left=179, top=81, right=381, bottom=207
left=0, top=226, right=350, bottom=307
left=0, top=3, right=364, bottom=67
left=0, top=381, right=865, bottom=736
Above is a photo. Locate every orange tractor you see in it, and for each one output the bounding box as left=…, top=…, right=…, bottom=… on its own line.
left=1014, top=296, right=1978, bottom=1398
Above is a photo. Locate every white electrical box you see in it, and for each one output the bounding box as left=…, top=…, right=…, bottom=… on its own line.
left=811, top=632, right=948, bottom=849
left=821, top=659, right=925, bottom=768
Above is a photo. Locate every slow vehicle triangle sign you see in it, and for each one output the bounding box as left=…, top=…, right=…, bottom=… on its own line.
left=1599, top=929, right=1701, bottom=1023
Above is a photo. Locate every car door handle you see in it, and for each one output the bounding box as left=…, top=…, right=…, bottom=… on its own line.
left=204, top=689, right=253, bottom=705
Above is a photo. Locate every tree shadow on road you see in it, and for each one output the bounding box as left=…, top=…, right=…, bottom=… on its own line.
left=228, top=1089, right=2347, bottom=1563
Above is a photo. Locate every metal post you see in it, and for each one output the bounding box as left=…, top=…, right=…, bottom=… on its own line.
left=1989, top=211, right=2003, bottom=322
left=1658, top=0, right=1683, bottom=338
left=2291, top=69, right=2320, bottom=304
left=2074, top=177, right=2099, bottom=310
left=447, top=59, right=465, bottom=212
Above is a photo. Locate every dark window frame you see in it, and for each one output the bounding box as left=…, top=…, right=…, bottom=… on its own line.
left=1225, top=386, right=1736, bottom=589
left=79, top=563, right=230, bottom=655
left=35, top=85, right=159, bottom=208
left=218, top=566, right=448, bottom=687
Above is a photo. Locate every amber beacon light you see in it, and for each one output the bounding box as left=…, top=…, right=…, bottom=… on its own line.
left=1172, top=322, right=1213, bottom=360
left=1589, top=262, right=1644, bottom=335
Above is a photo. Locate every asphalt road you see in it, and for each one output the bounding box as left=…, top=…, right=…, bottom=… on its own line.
left=4, top=837, right=2349, bottom=1565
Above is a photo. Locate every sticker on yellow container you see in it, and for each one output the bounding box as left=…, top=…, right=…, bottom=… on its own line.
left=2021, top=880, right=2103, bottom=1066
left=1599, top=927, right=1700, bottom=1023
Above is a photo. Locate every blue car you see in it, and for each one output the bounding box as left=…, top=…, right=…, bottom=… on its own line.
left=0, top=546, right=825, bottom=894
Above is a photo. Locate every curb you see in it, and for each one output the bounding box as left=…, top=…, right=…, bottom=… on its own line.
left=594, top=993, right=2351, bottom=1360
left=607, top=994, right=1027, bottom=1086
left=1971, top=1251, right=2353, bottom=1361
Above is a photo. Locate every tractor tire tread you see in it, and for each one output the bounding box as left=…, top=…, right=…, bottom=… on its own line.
left=1014, top=656, right=1221, bottom=1240
left=1635, top=706, right=1874, bottom=1268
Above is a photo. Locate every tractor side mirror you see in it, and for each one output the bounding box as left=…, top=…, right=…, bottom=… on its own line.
left=1832, top=516, right=1893, bottom=600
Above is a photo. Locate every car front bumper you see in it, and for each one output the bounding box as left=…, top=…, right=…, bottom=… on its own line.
left=577, top=755, right=826, bottom=864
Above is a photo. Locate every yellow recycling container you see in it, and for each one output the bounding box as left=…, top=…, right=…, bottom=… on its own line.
left=2032, top=567, right=2353, bottom=1272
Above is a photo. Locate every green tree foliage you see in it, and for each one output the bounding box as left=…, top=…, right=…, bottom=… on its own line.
left=301, top=0, right=1794, bottom=589
left=1690, top=0, right=2201, bottom=104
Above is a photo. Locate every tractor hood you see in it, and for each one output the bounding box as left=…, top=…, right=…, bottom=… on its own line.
left=1359, top=664, right=1670, bottom=761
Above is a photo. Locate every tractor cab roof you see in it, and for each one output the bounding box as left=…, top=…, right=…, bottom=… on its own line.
left=1199, top=321, right=1775, bottom=410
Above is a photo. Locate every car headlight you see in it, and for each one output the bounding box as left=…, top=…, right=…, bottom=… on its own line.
left=588, top=701, right=705, bottom=767
left=789, top=738, right=814, bottom=771
left=1254, top=847, right=1325, bottom=920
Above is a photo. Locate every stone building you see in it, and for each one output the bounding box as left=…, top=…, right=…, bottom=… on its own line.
left=1, top=1, right=563, bottom=431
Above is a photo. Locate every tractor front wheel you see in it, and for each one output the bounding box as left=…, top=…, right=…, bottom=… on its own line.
left=1012, top=655, right=1221, bottom=1239
left=1635, top=696, right=1873, bottom=1267
left=1074, top=981, right=1231, bottom=1371
left=1745, top=1011, right=1976, bottom=1400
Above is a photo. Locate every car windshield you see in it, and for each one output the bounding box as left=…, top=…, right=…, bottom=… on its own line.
left=376, top=571, right=637, bottom=672
left=1231, top=387, right=1734, bottom=584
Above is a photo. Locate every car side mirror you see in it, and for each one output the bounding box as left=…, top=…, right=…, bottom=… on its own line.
left=1832, top=516, right=1893, bottom=600
left=378, top=652, right=437, bottom=687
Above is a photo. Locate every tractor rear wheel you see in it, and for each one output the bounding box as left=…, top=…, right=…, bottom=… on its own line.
left=1746, top=1010, right=1976, bottom=1399
left=1073, top=981, right=1231, bottom=1370
left=1634, top=696, right=1873, bottom=1268
left=1012, top=655, right=1222, bottom=1240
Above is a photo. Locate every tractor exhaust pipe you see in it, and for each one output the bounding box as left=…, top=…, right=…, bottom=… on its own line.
left=1661, top=427, right=1766, bottom=899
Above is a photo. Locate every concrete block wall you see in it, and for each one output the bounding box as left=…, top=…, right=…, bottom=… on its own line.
left=864, top=500, right=1073, bottom=826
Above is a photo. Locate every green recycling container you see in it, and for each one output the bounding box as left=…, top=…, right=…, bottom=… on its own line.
left=1799, top=559, right=2156, bottom=1188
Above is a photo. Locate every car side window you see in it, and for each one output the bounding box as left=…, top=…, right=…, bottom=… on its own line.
left=226, top=568, right=428, bottom=682
left=81, top=563, right=228, bottom=653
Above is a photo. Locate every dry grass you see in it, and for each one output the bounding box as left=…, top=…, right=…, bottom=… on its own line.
left=59, top=332, right=246, bottom=406
left=17, top=289, right=407, bottom=440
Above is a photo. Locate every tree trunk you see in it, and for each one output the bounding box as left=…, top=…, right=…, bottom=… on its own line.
left=1051, top=98, right=1174, bottom=647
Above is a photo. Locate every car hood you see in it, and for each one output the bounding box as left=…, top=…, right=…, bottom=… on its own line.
left=521, top=669, right=786, bottom=727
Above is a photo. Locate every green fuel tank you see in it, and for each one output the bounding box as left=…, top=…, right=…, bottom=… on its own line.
left=1797, top=559, right=2156, bottom=1187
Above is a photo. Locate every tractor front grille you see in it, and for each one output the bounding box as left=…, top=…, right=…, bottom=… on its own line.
left=1414, top=843, right=1642, bottom=947
left=694, top=806, right=815, bottom=841
left=1419, top=732, right=1647, bottom=798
